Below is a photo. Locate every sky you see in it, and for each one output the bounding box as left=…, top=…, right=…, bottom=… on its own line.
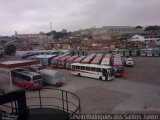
left=0, top=0, right=159, bottom=36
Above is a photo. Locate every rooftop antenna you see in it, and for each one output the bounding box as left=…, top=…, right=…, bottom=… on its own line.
left=50, top=22, right=53, bottom=32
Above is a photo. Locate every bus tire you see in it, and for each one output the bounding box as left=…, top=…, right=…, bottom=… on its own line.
left=78, top=73, right=81, bottom=77
left=99, top=76, right=102, bottom=80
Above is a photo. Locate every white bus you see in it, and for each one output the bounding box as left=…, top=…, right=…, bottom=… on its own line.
left=71, top=63, right=115, bottom=81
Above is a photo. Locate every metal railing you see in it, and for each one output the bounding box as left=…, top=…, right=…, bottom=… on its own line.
left=26, top=87, right=81, bottom=118
left=0, top=89, right=4, bottom=94
left=0, top=90, right=29, bottom=120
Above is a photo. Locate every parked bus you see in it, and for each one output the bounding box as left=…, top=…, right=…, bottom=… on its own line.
left=124, top=50, right=130, bottom=57
left=112, top=56, right=124, bottom=77
left=101, top=54, right=112, bottom=66
left=112, top=50, right=119, bottom=55
left=153, top=49, right=160, bottom=57
left=71, top=63, right=115, bottom=81
left=81, top=53, right=96, bottom=64
left=90, top=53, right=103, bottom=65
left=58, top=55, right=72, bottom=69
left=119, top=50, right=124, bottom=56
left=140, top=49, right=146, bottom=56
left=65, top=55, right=79, bottom=69
left=131, top=50, right=138, bottom=56
left=72, top=56, right=86, bottom=63
left=22, top=50, right=59, bottom=59
left=11, top=68, right=42, bottom=90
left=52, top=53, right=69, bottom=68
left=146, top=48, right=153, bottom=57
left=113, top=54, right=121, bottom=58
left=32, top=54, right=58, bottom=66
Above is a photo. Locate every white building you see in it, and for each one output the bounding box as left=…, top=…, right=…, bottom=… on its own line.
left=128, top=34, right=160, bottom=45
left=92, top=26, right=143, bottom=35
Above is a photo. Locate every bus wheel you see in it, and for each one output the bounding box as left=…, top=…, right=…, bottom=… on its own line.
left=99, top=76, right=102, bottom=80
left=78, top=73, right=81, bottom=77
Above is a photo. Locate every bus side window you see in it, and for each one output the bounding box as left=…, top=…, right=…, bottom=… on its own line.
left=96, top=68, right=101, bottom=72
left=76, top=66, right=80, bottom=69
left=25, top=76, right=31, bottom=81
left=20, top=74, right=31, bottom=81
left=81, top=66, right=85, bottom=70
left=86, top=67, right=90, bottom=71
left=72, top=65, right=75, bottom=69
left=91, top=67, right=96, bottom=72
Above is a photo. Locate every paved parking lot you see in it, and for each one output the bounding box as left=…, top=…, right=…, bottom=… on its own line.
left=1, top=57, right=160, bottom=114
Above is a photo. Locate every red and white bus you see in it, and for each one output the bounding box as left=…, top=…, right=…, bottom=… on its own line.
left=113, top=54, right=121, bottom=58
left=52, top=53, right=69, bottom=68
left=58, top=55, right=72, bottom=69
left=81, top=53, right=96, bottom=64
left=90, top=53, right=103, bottom=65
left=72, top=56, right=86, bottom=63
left=71, top=63, right=115, bottom=81
left=65, top=55, right=79, bottom=69
left=112, top=56, right=124, bottom=77
left=101, top=54, right=112, bottom=66
left=11, top=68, right=42, bottom=90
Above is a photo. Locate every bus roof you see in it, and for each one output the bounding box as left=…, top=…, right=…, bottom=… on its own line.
left=113, top=57, right=123, bottom=66
left=66, top=55, right=79, bottom=62
left=104, top=54, right=112, bottom=58
left=52, top=53, right=69, bottom=60
left=81, top=53, right=96, bottom=63
left=35, top=54, right=57, bottom=59
left=101, top=57, right=110, bottom=65
left=13, top=68, right=41, bottom=77
left=58, top=55, right=72, bottom=61
left=73, top=56, right=86, bottom=63
left=113, top=54, right=121, bottom=57
left=90, top=53, right=103, bottom=64
left=71, top=63, right=112, bottom=69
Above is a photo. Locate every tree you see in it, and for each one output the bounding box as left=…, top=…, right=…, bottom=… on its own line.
left=1, top=40, right=6, bottom=44
left=144, top=25, right=160, bottom=31
left=135, top=26, right=143, bottom=29
left=4, top=44, right=16, bottom=55
left=61, top=29, right=67, bottom=33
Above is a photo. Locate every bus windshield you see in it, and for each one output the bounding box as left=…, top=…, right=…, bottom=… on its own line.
left=33, top=75, right=42, bottom=80
left=108, top=68, right=115, bottom=76
left=114, top=66, right=123, bottom=73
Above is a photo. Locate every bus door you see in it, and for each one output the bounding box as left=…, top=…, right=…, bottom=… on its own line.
left=102, top=68, right=108, bottom=81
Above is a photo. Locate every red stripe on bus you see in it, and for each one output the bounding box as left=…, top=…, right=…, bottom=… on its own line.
left=72, top=69, right=97, bottom=75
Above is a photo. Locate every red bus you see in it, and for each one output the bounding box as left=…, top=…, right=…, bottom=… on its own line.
left=104, top=54, right=112, bottom=58
left=11, top=68, right=42, bottom=90
left=90, top=53, right=103, bottom=65
left=58, top=55, right=72, bottom=69
left=72, top=56, right=86, bottom=63
left=81, top=53, right=96, bottom=64
left=52, top=53, right=69, bottom=68
left=113, top=54, right=121, bottom=58
left=65, top=55, right=79, bottom=69
left=112, top=56, right=124, bottom=77
left=101, top=54, right=112, bottom=66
